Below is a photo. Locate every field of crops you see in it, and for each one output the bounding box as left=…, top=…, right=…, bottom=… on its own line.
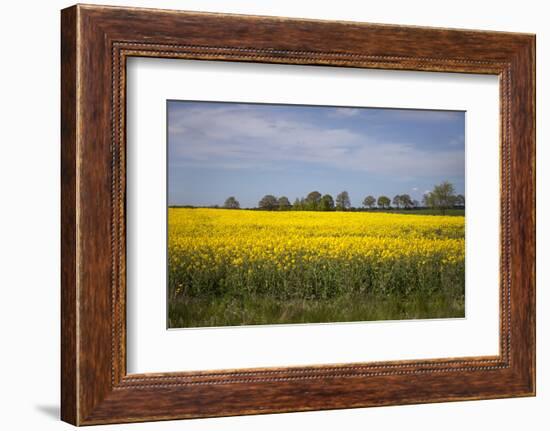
left=168, top=208, right=465, bottom=328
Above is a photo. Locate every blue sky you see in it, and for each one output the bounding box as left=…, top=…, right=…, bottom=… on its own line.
left=168, top=100, right=465, bottom=208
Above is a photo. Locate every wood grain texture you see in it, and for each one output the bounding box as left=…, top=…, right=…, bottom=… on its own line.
left=60, top=5, right=78, bottom=425
left=60, top=4, right=536, bottom=425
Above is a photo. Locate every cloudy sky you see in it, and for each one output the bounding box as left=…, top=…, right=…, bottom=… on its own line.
left=167, top=100, right=465, bottom=208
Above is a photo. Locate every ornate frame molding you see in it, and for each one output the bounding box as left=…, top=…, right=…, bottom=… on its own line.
left=61, top=5, right=535, bottom=425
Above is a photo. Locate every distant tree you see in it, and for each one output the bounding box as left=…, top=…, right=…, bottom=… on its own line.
left=258, top=194, right=279, bottom=210
left=400, top=194, right=414, bottom=209
left=392, top=195, right=402, bottom=208
left=223, top=196, right=240, bottom=209
left=320, top=194, right=335, bottom=211
left=412, top=199, right=420, bottom=208
left=363, top=195, right=376, bottom=209
left=305, top=191, right=322, bottom=210
left=455, top=194, right=465, bottom=207
left=425, top=181, right=457, bottom=214
left=278, top=196, right=291, bottom=210
left=335, top=191, right=351, bottom=210
left=292, top=198, right=302, bottom=211
left=377, top=195, right=391, bottom=209
left=422, top=192, right=433, bottom=207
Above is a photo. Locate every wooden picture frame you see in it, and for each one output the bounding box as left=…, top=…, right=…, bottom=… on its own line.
left=61, top=4, right=535, bottom=425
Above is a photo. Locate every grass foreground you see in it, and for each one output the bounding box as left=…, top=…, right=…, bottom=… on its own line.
left=168, top=208, right=465, bottom=328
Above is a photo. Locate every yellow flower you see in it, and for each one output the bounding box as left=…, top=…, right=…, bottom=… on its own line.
left=168, top=208, right=464, bottom=279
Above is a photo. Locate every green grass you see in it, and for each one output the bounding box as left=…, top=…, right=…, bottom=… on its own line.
left=168, top=257, right=465, bottom=328
left=168, top=254, right=465, bottom=328
left=168, top=292, right=465, bottom=328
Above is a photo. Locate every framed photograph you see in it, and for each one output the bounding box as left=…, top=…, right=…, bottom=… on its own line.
left=164, top=100, right=467, bottom=329
left=61, top=4, right=535, bottom=425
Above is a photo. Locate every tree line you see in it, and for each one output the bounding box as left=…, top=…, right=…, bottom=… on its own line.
left=222, top=181, right=464, bottom=214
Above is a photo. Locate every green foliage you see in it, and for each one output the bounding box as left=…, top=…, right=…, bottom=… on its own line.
left=320, top=194, right=335, bottom=211
left=424, top=181, right=461, bottom=214
left=363, top=195, right=376, bottom=208
left=305, top=191, right=322, bottom=210
left=291, top=192, right=335, bottom=211
left=168, top=252, right=465, bottom=327
left=335, top=191, right=351, bottom=210
left=258, top=194, right=278, bottom=210
left=377, top=195, right=391, bottom=209
left=223, top=196, right=240, bottom=209
left=278, top=196, right=291, bottom=210
left=393, top=194, right=414, bottom=209
left=169, top=292, right=465, bottom=328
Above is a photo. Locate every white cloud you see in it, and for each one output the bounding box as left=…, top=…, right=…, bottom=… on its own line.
left=168, top=105, right=464, bottom=178
left=328, top=108, right=361, bottom=118
left=381, top=109, right=464, bottom=123
left=448, top=134, right=465, bottom=147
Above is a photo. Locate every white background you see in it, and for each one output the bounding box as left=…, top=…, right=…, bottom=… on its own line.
left=127, top=59, right=500, bottom=373
left=0, top=0, right=547, bottom=430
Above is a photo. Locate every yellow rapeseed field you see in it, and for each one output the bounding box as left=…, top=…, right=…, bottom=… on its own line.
left=168, top=208, right=465, bottom=327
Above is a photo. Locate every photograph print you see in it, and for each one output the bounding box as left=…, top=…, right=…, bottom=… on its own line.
left=167, top=100, right=466, bottom=328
